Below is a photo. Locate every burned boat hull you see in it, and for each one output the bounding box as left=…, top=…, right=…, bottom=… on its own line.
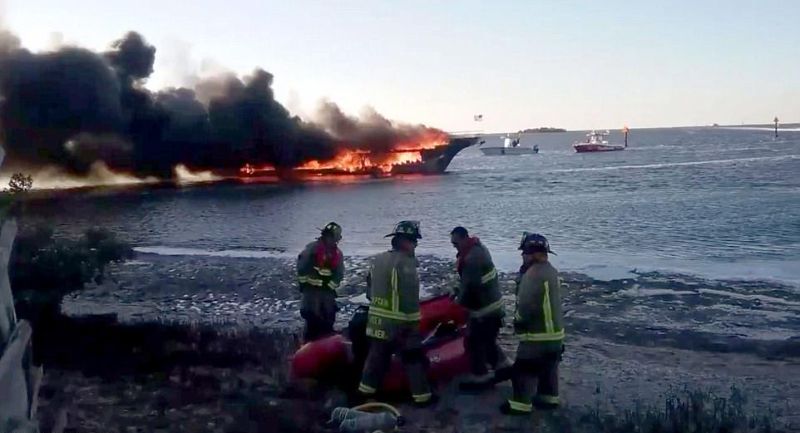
left=390, top=136, right=478, bottom=175
left=238, top=135, right=480, bottom=178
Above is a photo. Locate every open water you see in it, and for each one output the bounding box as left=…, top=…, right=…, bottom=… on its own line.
left=32, top=127, right=800, bottom=349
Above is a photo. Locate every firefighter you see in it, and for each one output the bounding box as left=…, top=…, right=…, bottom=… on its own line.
left=450, top=226, right=510, bottom=388
left=500, top=232, right=564, bottom=415
left=297, top=222, right=344, bottom=342
left=357, top=221, right=435, bottom=407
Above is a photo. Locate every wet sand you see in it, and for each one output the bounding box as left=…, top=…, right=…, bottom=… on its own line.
left=35, top=253, right=800, bottom=432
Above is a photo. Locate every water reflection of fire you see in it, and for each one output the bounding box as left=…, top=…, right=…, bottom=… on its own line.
left=239, top=133, right=448, bottom=176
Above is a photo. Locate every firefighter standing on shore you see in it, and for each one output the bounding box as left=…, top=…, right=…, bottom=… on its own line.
left=297, top=222, right=344, bottom=342
left=357, top=221, right=435, bottom=407
left=450, top=226, right=510, bottom=387
left=501, top=232, right=565, bottom=415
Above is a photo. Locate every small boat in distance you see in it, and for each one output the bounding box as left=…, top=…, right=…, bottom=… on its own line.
left=480, top=134, right=540, bottom=156
left=573, top=129, right=627, bottom=153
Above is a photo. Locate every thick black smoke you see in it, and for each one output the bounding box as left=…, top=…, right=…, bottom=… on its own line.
left=0, top=35, right=125, bottom=173
left=316, top=101, right=444, bottom=153
left=0, top=31, right=444, bottom=179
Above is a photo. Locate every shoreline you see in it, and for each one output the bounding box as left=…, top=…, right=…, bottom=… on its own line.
left=63, top=252, right=800, bottom=357
left=29, top=252, right=800, bottom=431
left=128, top=245, right=800, bottom=289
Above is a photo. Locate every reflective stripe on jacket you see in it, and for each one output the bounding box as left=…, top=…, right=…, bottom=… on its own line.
left=514, top=261, right=564, bottom=345
left=296, top=240, right=344, bottom=292
left=456, top=241, right=504, bottom=319
left=366, top=250, right=421, bottom=340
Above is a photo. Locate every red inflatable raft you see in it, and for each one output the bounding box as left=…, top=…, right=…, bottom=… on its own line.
left=290, top=295, right=471, bottom=393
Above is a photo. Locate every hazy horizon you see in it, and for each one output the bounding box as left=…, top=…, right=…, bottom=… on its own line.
left=3, top=0, right=798, bottom=132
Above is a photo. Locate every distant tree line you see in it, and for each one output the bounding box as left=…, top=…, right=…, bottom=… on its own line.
left=517, top=127, right=567, bottom=133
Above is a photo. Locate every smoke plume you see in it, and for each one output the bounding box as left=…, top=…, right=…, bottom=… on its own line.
left=315, top=102, right=445, bottom=153
left=0, top=30, right=446, bottom=181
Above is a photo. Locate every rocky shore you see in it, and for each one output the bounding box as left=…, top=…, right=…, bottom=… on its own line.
left=31, top=253, right=800, bottom=432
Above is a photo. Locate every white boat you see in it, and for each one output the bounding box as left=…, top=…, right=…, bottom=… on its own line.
left=480, top=135, right=539, bottom=156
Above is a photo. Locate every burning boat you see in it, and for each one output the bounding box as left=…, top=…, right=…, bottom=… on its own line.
left=239, top=135, right=480, bottom=178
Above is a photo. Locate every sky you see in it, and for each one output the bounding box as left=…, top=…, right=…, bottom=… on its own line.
left=2, top=0, right=799, bottom=132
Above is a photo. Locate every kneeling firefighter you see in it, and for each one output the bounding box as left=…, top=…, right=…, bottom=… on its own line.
left=357, top=221, right=435, bottom=407
left=450, top=226, right=510, bottom=387
left=501, top=233, right=565, bottom=415
left=297, top=222, right=345, bottom=342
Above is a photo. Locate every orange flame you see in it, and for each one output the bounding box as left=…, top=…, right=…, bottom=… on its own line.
left=239, top=130, right=448, bottom=176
